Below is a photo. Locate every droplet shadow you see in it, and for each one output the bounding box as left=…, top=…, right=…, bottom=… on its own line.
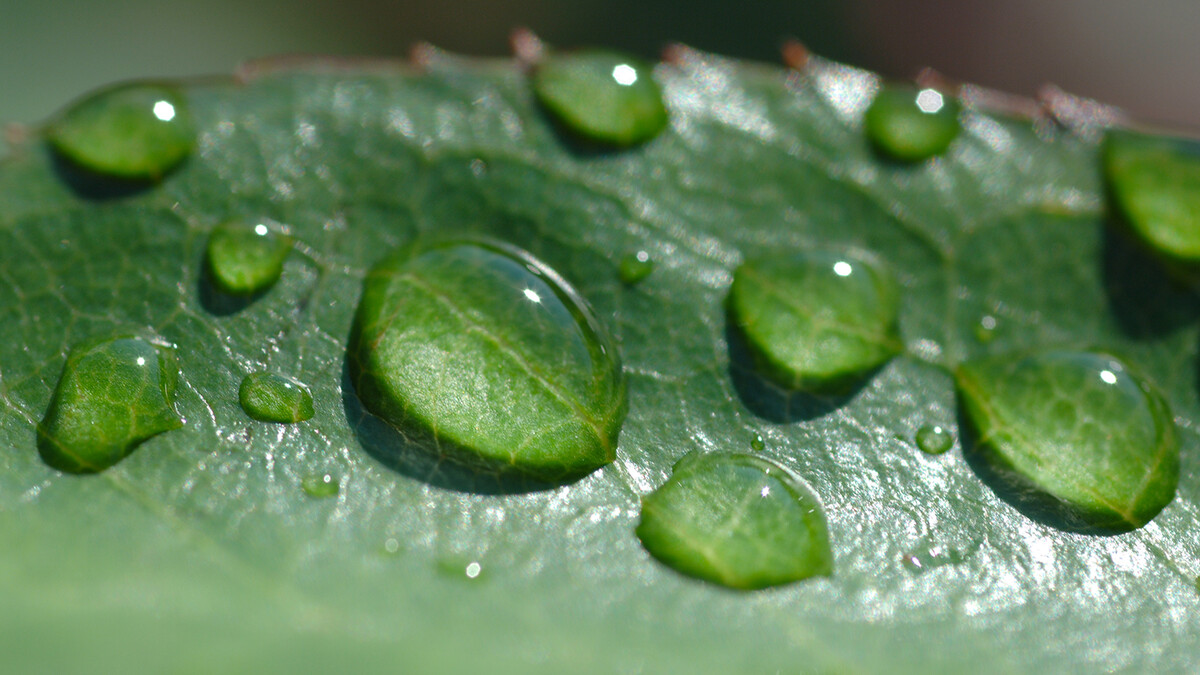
left=1102, top=221, right=1200, bottom=339
left=339, top=358, right=562, bottom=496
left=197, top=263, right=263, bottom=316
left=49, top=147, right=161, bottom=201
left=725, top=320, right=864, bottom=424
left=956, top=401, right=1132, bottom=536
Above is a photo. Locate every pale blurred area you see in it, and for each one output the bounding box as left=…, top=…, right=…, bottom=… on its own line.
left=1, top=0, right=1196, bottom=149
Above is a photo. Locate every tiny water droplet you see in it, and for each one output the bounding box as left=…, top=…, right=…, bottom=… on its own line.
left=38, top=331, right=183, bottom=473
left=383, top=538, right=401, bottom=555
left=47, top=82, right=195, bottom=180
left=618, top=250, right=655, bottom=285
left=750, top=434, right=765, bottom=451
left=729, top=248, right=901, bottom=392
left=301, top=473, right=339, bottom=499
left=863, top=85, right=961, bottom=162
left=349, top=239, right=627, bottom=483
left=901, top=545, right=968, bottom=575
left=637, top=452, right=833, bottom=590
left=239, top=372, right=314, bottom=423
left=956, top=349, right=1178, bottom=530
left=974, top=314, right=998, bottom=343
left=206, top=221, right=293, bottom=296
left=532, top=50, right=669, bottom=147
left=437, top=557, right=485, bottom=581
left=1103, top=129, right=1200, bottom=262
left=915, top=424, right=953, bottom=455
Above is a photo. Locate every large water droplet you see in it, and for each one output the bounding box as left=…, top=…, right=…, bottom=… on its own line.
left=301, top=473, right=339, bottom=499
left=206, top=221, right=293, bottom=296
left=863, top=85, right=961, bottom=162
left=618, top=250, right=655, bottom=285
left=1103, top=129, right=1200, bottom=262
left=728, top=248, right=902, bottom=392
left=532, top=50, right=668, bottom=147
left=956, top=350, right=1178, bottom=531
left=636, top=452, right=833, bottom=590
left=46, top=83, right=195, bottom=180
left=349, top=239, right=627, bottom=484
left=37, top=331, right=183, bottom=473
left=239, top=372, right=314, bottom=423
left=914, top=424, right=953, bottom=455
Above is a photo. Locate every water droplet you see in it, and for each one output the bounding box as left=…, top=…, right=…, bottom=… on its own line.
left=956, top=349, right=1178, bottom=530
left=618, top=250, right=655, bottom=285
left=37, top=331, right=183, bottom=473
left=383, top=538, right=401, bottom=555
left=46, top=82, right=195, bottom=180
left=239, top=372, right=314, bottom=423
left=532, top=50, right=668, bottom=147
left=636, top=452, right=833, bottom=590
left=974, top=314, right=998, bottom=343
left=349, top=239, right=627, bottom=483
left=914, top=424, right=953, bottom=455
left=750, top=433, right=765, bottom=452
left=901, top=544, right=968, bottom=575
left=1103, top=129, right=1200, bottom=262
left=728, top=248, right=902, bottom=392
left=301, top=473, right=339, bottom=498
left=437, top=557, right=485, bottom=581
left=205, top=221, right=293, bottom=296
left=863, top=85, right=961, bottom=162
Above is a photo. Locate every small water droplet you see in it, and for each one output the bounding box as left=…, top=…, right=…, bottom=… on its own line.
left=637, top=452, right=833, bottom=590
left=383, top=538, right=401, bottom=555
left=863, top=85, right=961, bottom=162
left=46, top=82, right=195, bottom=180
left=618, top=250, right=655, bottom=285
left=1103, top=129, right=1200, bottom=263
left=301, top=473, right=339, bottom=499
left=206, top=221, right=293, bottom=296
left=728, top=248, right=902, bottom=392
left=239, top=372, right=314, bottom=423
left=37, top=331, right=183, bottom=473
left=974, top=315, right=998, bottom=343
left=349, top=239, right=627, bottom=483
left=901, top=545, right=968, bottom=575
left=532, top=50, right=668, bottom=147
left=750, top=433, right=765, bottom=452
left=437, top=557, right=485, bottom=581
left=956, top=349, right=1178, bottom=530
left=915, top=424, right=954, bottom=455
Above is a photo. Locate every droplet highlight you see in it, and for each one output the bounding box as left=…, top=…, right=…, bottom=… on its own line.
left=37, top=331, right=183, bottom=473
left=532, top=50, right=669, bottom=147
left=349, top=239, right=627, bottom=483
left=956, top=349, right=1178, bottom=530
left=206, top=221, right=293, bottom=296
left=46, top=82, right=195, bottom=180
left=864, top=85, right=961, bottom=162
left=637, top=452, right=833, bottom=590
left=1103, top=129, right=1200, bottom=262
left=914, top=424, right=953, bottom=455
left=239, top=372, right=314, bottom=423
left=728, top=248, right=902, bottom=392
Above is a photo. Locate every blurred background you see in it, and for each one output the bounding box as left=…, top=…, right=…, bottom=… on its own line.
left=1, top=0, right=1196, bottom=145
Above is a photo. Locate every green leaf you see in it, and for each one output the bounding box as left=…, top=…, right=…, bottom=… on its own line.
left=2, top=46, right=1199, bottom=672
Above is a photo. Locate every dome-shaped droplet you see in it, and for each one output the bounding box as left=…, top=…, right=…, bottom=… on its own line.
left=1103, top=129, right=1200, bottom=262
left=46, top=82, right=195, bottom=180
left=206, top=221, right=294, bottom=296
left=301, top=473, right=340, bottom=499
left=956, top=349, right=1178, bottom=530
left=637, top=452, right=833, bottom=590
left=37, top=331, right=183, bottom=473
left=728, top=248, right=902, bottom=392
left=532, top=50, right=668, bottom=147
left=349, top=239, right=627, bottom=483
left=618, top=250, right=655, bottom=285
left=239, top=372, right=314, bottom=423
left=864, top=85, right=961, bottom=162
left=915, top=424, right=953, bottom=455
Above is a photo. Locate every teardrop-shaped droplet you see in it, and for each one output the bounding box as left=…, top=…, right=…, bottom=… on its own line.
left=637, top=452, right=833, bottom=590
left=206, top=221, right=294, bottom=296
left=956, top=349, right=1178, bottom=530
left=239, top=372, right=314, bottom=423
left=728, top=248, right=902, bottom=392
left=532, top=50, right=668, bottom=147
left=1103, top=129, right=1200, bottom=262
left=618, top=250, right=655, bottom=285
left=915, top=424, right=953, bottom=455
left=37, top=331, right=183, bottom=473
left=301, top=473, right=340, bottom=499
left=46, top=82, right=195, bottom=180
left=864, top=85, right=961, bottom=162
left=349, top=239, right=627, bottom=483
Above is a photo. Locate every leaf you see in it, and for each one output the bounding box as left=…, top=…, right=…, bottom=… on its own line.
left=2, top=45, right=1199, bottom=672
